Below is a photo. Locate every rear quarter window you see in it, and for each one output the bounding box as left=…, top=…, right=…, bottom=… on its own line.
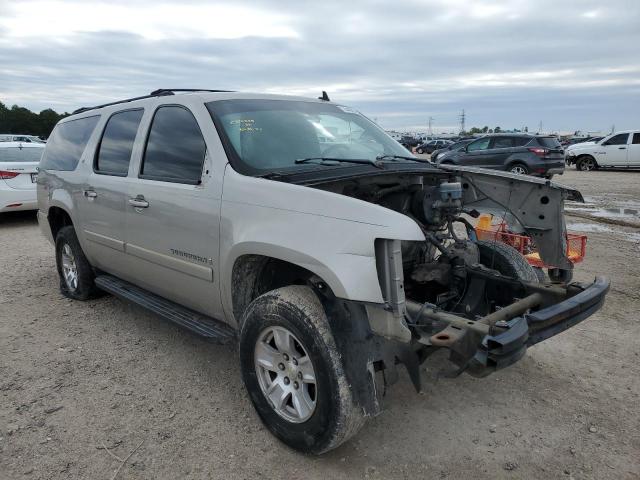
left=536, top=137, right=561, bottom=148
left=40, top=115, right=100, bottom=171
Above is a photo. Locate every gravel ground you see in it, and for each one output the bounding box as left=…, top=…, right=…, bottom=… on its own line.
left=1, top=169, right=639, bottom=479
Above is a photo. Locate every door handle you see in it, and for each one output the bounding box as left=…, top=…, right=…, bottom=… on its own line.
left=619, top=147, right=627, bottom=150
left=84, top=190, right=97, bottom=198
left=128, top=196, right=149, bottom=208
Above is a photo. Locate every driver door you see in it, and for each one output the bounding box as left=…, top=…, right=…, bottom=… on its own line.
left=461, top=137, right=492, bottom=168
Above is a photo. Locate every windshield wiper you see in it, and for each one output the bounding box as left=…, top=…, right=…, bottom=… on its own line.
left=295, top=157, right=384, bottom=169
left=376, top=154, right=429, bottom=163
left=257, top=171, right=292, bottom=181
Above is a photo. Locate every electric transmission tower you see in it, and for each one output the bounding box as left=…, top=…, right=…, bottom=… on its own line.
left=427, top=116, right=434, bottom=136
left=459, top=109, right=466, bottom=134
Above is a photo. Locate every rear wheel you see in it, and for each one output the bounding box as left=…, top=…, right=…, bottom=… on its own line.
left=416, top=148, right=424, bottom=154
left=239, top=285, right=365, bottom=454
left=55, top=226, right=100, bottom=300
left=509, top=163, right=529, bottom=175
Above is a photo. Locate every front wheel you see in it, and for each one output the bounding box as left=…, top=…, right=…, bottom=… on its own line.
left=577, top=156, right=597, bottom=171
left=477, top=240, right=539, bottom=282
left=416, top=148, right=424, bottom=154
left=239, top=286, right=365, bottom=454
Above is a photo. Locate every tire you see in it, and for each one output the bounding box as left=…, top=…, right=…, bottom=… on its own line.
left=55, top=225, right=100, bottom=300
left=476, top=240, right=538, bottom=282
left=533, top=267, right=547, bottom=283
left=577, top=156, right=597, bottom=171
left=508, top=163, right=529, bottom=175
left=416, top=148, right=423, bottom=154
left=239, top=285, right=366, bottom=454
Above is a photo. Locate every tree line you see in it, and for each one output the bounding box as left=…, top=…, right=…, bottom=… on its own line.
left=0, top=102, right=69, bottom=139
left=463, top=125, right=529, bottom=135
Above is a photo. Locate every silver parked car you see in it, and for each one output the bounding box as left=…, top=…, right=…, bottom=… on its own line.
left=37, top=89, right=609, bottom=454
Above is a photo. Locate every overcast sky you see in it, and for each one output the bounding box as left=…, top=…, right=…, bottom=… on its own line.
left=1, top=0, right=639, bottom=133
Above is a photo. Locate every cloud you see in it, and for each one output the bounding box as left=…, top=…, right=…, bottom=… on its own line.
left=0, top=0, right=639, bottom=133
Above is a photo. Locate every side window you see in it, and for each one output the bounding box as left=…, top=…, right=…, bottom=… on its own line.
left=141, top=106, right=206, bottom=184
left=95, top=109, right=144, bottom=176
left=632, top=133, right=640, bottom=144
left=513, top=137, right=533, bottom=147
left=603, top=133, right=629, bottom=146
left=40, top=116, right=100, bottom=171
left=491, top=137, right=514, bottom=149
left=467, top=137, right=490, bottom=151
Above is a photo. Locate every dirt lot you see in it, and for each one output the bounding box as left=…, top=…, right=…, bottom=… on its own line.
left=1, top=169, right=639, bottom=479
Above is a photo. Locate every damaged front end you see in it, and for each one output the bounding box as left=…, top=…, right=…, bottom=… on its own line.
left=314, top=166, right=609, bottom=414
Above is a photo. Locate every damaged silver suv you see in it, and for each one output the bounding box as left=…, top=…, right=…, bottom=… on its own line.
left=37, top=89, right=609, bottom=454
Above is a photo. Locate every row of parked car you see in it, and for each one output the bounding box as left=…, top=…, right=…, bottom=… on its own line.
left=409, top=130, right=640, bottom=176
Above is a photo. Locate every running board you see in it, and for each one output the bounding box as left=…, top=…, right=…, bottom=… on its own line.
left=95, top=275, right=235, bottom=344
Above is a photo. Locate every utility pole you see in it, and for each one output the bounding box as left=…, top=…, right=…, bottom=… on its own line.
left=538, top=120, right=543, bottom=134
left=427, top=116, right=434, bottom=136
left=459, top=109, right=465, bottom=134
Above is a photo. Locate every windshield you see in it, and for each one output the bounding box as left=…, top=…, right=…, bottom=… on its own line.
left=206, top=99, right=412, bottom=175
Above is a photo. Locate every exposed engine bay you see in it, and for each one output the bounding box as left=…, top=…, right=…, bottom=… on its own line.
left=312, top=166, right=607, bottom=386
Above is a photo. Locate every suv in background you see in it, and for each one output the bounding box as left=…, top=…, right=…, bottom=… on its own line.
left=398, top=134, right=420, bottom=150
left=415, top=139, right=452, bottom=154
left=431, top=139, right=473, bottom=162
left=435, top=134, right=565, bottom=177
left=37, top=90, right=608, bottom=454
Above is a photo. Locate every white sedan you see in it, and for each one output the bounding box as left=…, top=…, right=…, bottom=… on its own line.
left=0, top=141, right=45, bottom=212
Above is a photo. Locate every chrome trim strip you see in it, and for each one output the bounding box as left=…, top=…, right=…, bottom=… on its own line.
left=84, top=230, right=125, bottom=251
left=125, top=243, right=213, bottom=282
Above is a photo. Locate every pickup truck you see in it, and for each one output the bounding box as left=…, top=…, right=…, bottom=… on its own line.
left=566, top=130, right=640, bottom=170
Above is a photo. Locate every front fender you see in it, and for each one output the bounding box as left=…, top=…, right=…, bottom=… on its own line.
left=219, top=166, right=425, bottom=321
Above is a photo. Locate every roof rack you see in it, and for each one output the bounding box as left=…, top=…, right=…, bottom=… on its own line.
left=72, top=88, right=235, bottom=115
left=149, top=88, right=234, bottom=96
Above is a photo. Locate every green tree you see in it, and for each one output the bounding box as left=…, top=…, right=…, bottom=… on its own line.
left=494, top=126, right=502, bottom=133
left=0, top=101, right=68, bottom=138
left=0, top=102, right=9, bottom=132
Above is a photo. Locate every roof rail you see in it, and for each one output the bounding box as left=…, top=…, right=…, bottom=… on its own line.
left=72, top=88, right=234, bottom=115
left=149, top=88, right=234, bottom=95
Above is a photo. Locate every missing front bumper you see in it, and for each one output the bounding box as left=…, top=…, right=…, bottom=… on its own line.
left=465, top=276, right=610, bottom=377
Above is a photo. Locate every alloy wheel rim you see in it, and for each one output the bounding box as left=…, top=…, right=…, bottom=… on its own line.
left=511, top=165, right=527, bottom=174
left=61, top=243, right=78, bottom=291
left=254, top=326, right=317, bottom=423
left=583, top=159, right=595, bottom=170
